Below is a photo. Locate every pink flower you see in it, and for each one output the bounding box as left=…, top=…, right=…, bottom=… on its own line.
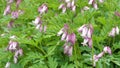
left=87, top=24, right=93, bottom=38
left=78, top=24, right=93, bottom=48
left=38, top=4, right=48, bottom=14
left=78, top=24, right=86, bottom=32
left=3, top=5, right=11, bottom=16
left=63, top=43, right=73, bottom=56
left=57, top=24, right=69, bottom=41
left=11, top=11, right=19, bottom=19
left=13, top=48, right=23, bottom=64
left=103, top=46, right=112, bottom=55
left=78, top=24, right=93, bottom=38
left=109, top=28, right=116, bottom=37
left=93, top=3, right=98, bottom=10
left=33, top=16, right=42, bottom=25
left=67, top=2, right=71, bottom=8
left=58, top=0, right=76, bottom=13
left=109, top=26, right=119, bottom=37
left=81, top=26, right=88, bottom=38
left=93, top=52, right=104, bottom=66
left=16, top=0, right=22, bottom=8
left=14, top=48, right=23, bottom=57
left=66, top=33, right=76, bottom=45
left=97, top=52, right=104, bottom=58
left=71, top=5, right=76, bottom=12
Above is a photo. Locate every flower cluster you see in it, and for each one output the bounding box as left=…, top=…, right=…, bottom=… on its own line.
left=78, top=24, right=93, bottom=48
left=38, top=4, right=48, bottom=15
left=58, top=0, right=76, bottom=13
left=58, top=24, right=76, bottom=56
left=108, top=26, right=119, bottom=37
left=3, top=0, right=23, bottom=29
left=93, top=46, right=112, bottom=66
left=57, top=24, right=69, bottom=40
left=33, top=3, right=48, bottom=32
left=5, top=36, right=23, bottom=67
left=3, top=0, right=22, bottom=16
left=33, top=16, right=47, bottom=32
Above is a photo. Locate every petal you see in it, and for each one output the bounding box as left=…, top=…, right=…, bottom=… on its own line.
left=116, top=26, right=119, bottom=35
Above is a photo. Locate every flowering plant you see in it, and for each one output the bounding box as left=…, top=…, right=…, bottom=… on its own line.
left=0, top=0, right=120, bottom=68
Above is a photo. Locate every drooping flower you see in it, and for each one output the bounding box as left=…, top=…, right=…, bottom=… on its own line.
left=63, top=32, right=76, bottom=56
left=93, top=52, right=104, bottom=66
left=66, top=33, right=76, bottom=45
left=63, top=43, right=73, bottom=56
left=38, top=4, right=48, bottom=14
left=93, top=46, right=112, bottom=67
left=33, top=16, right=47, bottom=32
left=33, top=16, right=42, bottom=25
left=11, top=11, right=19, bottom=19
left=7, top=40, right=19, bottom=52
left=103, top=46, right=112, bottom=55
left=3, top=5, right=11, bottom=16
left=14, top=48, right=23, bottom=63
left=58, top=0, right=76, bottom=13
left=16, top=0, right=22, bottom=8
left=109, top=26, right=119, bottom=37
left=58, top=4, right=66, bottom=13
left=78, top=24, right=93, bottom=48
left=57, top=24, right=69, bottom=41
left=92, top=2, right=98, bottom=10
left=6, top=36, right=23, bottom=64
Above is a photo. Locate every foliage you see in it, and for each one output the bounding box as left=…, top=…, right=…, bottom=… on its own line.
left=0, top=0, right=120, bottom=68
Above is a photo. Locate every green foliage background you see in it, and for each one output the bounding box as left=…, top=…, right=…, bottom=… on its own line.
left=0, top=0, right=120, bottom=68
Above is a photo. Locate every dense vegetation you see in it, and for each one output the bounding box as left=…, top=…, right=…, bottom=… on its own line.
left=0, top=0, right=120, bottom=68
